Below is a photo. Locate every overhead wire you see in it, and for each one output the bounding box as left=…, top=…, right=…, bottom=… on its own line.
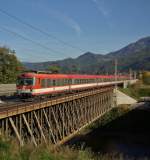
left=0, top=8, right=85, bottom=53
left=0, top=26, right=68, bottom=57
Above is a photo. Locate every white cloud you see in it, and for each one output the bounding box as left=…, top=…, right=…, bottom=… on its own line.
left=91, top=0, right=109, bottom=17
left=48, top=9, right=82, bottom=36
left=91, top=0, right=114, bottom=28
left=24, top=0, right=82, bottom=36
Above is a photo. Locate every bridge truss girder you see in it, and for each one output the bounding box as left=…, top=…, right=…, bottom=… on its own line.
left=0, top=86, right=114, bottom=146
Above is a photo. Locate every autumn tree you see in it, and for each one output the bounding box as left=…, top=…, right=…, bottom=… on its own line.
left=0, top=47, right=23, bottom=83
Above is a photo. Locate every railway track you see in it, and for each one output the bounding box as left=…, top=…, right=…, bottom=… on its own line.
left=0, top=85, right=113, bottom=115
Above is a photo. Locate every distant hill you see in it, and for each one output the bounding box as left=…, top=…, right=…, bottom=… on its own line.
left=23, top=36, right=150, bottom=74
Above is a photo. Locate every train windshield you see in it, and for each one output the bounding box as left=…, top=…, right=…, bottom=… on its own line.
left=17, top=78, right=34, bottom=86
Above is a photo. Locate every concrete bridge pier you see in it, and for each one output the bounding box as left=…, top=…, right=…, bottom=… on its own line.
left=123, top=81, right=129, bottom=88
left=122, top=79, right=138, bottom=89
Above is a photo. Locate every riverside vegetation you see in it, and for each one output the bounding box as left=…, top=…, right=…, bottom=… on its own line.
left=0, top=47, right=23, bottom=84
left=119, top=80, right=150, bottom=100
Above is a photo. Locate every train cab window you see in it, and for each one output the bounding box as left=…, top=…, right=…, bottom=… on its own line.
left=17, top=77, right=34, bottom=86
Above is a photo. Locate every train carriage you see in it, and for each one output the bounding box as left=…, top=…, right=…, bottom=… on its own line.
left=16, top=72, right=128, bottom=97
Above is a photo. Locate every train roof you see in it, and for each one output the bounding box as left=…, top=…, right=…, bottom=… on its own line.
left=18, top=72, right=128, bottom=79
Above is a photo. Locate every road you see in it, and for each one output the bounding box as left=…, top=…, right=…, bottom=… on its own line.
left=0, top=84, right=16, bottom=96
left=116, top=89, right=137, bottom=105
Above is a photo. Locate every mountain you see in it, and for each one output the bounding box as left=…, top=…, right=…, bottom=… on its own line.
left=23, top=36, right=150, bottom=74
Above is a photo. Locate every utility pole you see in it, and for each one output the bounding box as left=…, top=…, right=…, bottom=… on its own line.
left=113, top=59, right=118, bottom=107
left=134, top=71, right=137, bottom=79
left=129, top=68, right=132, bottom=80
left=115, top=59, right=118, bottom=84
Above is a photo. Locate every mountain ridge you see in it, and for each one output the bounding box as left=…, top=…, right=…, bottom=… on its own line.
left=23, top=36, right=150, bottom=73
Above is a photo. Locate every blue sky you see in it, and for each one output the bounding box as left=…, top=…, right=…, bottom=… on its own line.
left=0, top=0, right=150, bottom=62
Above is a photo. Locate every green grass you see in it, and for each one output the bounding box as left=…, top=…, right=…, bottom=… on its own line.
left=0, top=138, right=148, bottom=160
left=119, top=80, right=150, bottom=100
left=0, top=135, right=140, bottom=160
left=119, top=87, right=140, bottom=100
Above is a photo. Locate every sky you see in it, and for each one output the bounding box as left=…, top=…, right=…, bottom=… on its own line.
left=0, top=0, right=150, bottom=62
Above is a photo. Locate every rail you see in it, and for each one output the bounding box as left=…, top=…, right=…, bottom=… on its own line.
left=0, top=86, right=113, bottom=119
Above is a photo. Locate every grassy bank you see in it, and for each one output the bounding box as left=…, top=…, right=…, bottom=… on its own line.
left=0, top=136, right=141, bottom=160
left=119, top=80, right=150, bottom=100
left=0, top=137, right=92, bottom=160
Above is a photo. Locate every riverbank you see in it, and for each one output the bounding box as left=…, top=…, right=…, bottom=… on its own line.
left=119, top=80, right=150, bottom=100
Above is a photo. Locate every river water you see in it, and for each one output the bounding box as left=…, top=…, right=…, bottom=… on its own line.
left=67, top=103, right=150, bottom=158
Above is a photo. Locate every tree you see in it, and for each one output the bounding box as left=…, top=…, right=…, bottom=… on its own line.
left=142, top=71, right=150, bottom=85
left=47, top=65, right=61, bottom=73
left=0, top=47, right=23, bottom=84
left=71, top=64, right=80, bottom=74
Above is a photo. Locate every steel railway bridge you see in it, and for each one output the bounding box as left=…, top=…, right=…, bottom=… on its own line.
left=0, top=80, right=136, bottom=146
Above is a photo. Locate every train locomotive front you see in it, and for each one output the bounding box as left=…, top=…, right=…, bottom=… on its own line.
left=17, top=73, right=36, bottom=97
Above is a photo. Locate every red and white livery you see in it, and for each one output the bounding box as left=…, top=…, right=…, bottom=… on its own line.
left=16, top=72, right=129, bottom=97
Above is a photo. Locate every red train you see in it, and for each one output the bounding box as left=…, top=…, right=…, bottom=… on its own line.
left=16, top=72, right=129, bottom=97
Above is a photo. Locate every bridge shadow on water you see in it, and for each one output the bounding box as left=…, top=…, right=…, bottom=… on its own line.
left=66, top=103, right=150, bottom=158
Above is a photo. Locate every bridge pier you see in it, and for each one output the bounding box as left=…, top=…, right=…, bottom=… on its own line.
left=0, top=86, right=115, bottom=146
left=123, top=81, right=128, bottom=88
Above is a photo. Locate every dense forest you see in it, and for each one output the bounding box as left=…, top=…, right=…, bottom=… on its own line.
left=0, top=47, right=22, bottom=84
